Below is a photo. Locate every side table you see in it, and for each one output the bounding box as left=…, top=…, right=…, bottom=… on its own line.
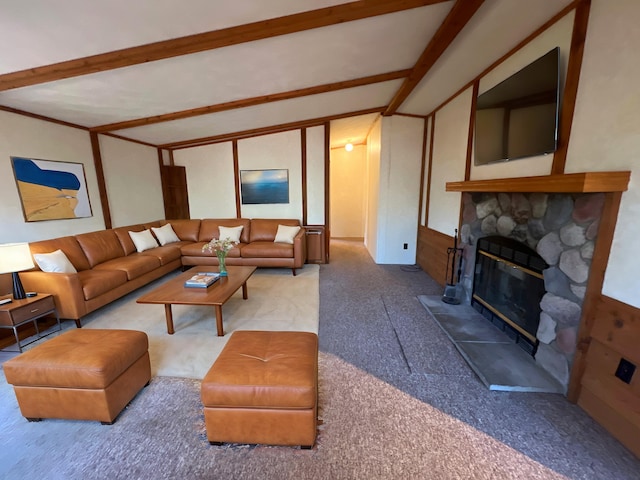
left=0, top=294, right=61, bottom=352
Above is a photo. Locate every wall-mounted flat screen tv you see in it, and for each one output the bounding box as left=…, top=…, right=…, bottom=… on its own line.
left=474, top=47, right=560, bottom=166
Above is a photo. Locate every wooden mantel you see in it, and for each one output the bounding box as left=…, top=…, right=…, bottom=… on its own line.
left=446, top=171, right=630, bottom=193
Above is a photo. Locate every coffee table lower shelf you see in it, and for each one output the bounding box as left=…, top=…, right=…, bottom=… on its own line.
left=136, top=266, right=257, bottom=336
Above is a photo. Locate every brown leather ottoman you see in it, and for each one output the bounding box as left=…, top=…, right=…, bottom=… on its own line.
left=3, top=329, right=151, bottom=424
left=201, top=330, right=318, bottom=448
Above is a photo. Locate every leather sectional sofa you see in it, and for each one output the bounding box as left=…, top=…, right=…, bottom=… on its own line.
left=21, top=218, right=306, bottom=326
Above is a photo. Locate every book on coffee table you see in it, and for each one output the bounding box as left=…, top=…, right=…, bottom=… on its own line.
left=184, top=273, right=220, bottom=288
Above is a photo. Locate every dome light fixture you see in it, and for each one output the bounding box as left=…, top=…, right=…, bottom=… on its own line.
left=344, top=143, right=354, bottom=152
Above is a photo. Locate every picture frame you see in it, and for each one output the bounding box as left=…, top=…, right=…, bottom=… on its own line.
left=240, top=169, right=289, bottom=205
left=11, top=156, right=93, bottom=222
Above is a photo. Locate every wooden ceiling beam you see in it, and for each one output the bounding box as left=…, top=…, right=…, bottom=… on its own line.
left=0, top=0, right=446, bottom=92
left=91, top=69, right=410, bottom=133
left=163, top=106, right=386, bottom=150
left=384, top=0, right=485, bottom=115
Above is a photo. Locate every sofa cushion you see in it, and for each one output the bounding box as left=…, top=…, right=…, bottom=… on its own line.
left=182, top=241, right=243, bottom=258
left=249, top=219, right=300, bottom=243
left=218, top=225, right=243, bottom=243
left=129, top=229, right=159, bottom=253
left=241, top=241, right=293, bottom=259
left=139, top=245, right=182, bottom=265
left=274, top=224, right=301, bottom=244
left=151, top=223, right=180, bottom=246
left=93, top=255, right=161, bottom=281
left=78, top=269, right=128, bottom=300
left=28, top=236, right=91, bottom=272
left=199, top=219, right=251, bottom=243
left=75, top=230, right=126, bottom=268
left=165, top=219, right=201, bottom=242
left=33, top=249, right=77, bottom=273
left=113, top=225, right=145, bottom=255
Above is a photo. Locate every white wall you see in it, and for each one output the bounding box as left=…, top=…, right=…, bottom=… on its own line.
left=99, top=135, right=165, bottom=226
left=376, top=115, right=424, bottom=264
left=173, top=142, right=237, bottom=219
left=305, top=125, right=326, bottom=226
left=0, top=110, right=104, bottom=242
left=238, top=130, right=303, bottom=220
left=565, top=0, right=640, bottom=308
left=428, top=89, right=472, bottom=236
left=330, top=145, right=366, bottom=238
left=365, top=117, right=382, bottom=258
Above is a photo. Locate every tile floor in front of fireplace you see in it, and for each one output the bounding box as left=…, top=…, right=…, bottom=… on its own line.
left=418, top=295, right=565, bottom=394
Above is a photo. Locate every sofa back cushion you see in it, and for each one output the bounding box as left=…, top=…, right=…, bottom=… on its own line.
left=164, top=219, right=201, bottom=242
left=28, top=236, right=91, bottom=272
left=199, top=219, right=251, bottom=243
left=75, top=230, right=125, bottom=268
left=249, top=219, right=300, bottom=242
left=112, top=224, right=145, bottom=255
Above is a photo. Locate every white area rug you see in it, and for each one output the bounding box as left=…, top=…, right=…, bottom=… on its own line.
left=79, top=266, right=319, bottom=379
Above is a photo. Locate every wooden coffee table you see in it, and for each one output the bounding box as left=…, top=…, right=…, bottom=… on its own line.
left=136, top=265, right=257, bottom=336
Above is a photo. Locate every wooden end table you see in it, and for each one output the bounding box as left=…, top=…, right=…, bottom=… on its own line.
left=0, top=293, right=61, bottom=352
left=136, top=266, right=257, bottom=336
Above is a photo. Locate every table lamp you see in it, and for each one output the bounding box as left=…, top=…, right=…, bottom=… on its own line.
left=0, top=243, right=35, bottom=300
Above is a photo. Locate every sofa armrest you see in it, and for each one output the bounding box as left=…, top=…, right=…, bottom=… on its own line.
left=293, top=227, right=306, bottom=268
left=20, top=271, right=87, bottom=320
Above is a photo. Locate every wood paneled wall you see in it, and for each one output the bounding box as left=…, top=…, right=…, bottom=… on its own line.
left=578, top=294, right=640, bottom=457
left=416, top=226, right=453, bottom=287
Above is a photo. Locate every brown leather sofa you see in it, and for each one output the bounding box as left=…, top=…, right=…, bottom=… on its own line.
left=21, top=218, right=305, bottom=326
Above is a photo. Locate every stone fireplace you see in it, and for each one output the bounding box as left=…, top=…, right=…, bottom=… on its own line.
left=457, top=191, right=605, bottom=390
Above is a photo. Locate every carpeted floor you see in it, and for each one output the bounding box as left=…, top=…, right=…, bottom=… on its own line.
left=0, top=239, right=638, bottom=479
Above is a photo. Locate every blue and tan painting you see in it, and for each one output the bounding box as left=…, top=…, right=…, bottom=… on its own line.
left=11, top=157, right=92, bottom=221
left=240, top=169, right=290, bottom=204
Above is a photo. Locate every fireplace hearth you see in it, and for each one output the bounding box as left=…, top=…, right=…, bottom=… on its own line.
left=472, top=236, right=548, bottom=356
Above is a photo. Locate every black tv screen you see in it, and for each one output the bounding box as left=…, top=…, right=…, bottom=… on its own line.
left=474, top=47, right=560, bottom=166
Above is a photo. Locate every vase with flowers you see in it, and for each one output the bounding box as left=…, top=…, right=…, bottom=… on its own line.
left=202, top=237, right=237, bottom=276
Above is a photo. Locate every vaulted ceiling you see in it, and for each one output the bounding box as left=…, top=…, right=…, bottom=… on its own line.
left=0, top=0, right=574, bottom=150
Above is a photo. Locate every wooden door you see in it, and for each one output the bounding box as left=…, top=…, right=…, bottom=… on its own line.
left=161, top=166, right=190, bottom=219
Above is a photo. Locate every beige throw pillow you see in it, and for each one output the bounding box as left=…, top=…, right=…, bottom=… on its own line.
left=152, top=223, right=180, bottom=246
left=274, top=224, right=301, bottom=244
left=129, top=229, right=159, bottom=253
left=218, top=225, right=243, bottom=243
left=33, top=249, right=77, bottom=273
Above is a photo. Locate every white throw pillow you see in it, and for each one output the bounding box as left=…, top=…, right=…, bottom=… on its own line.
left=129, top=229, right=159, bottom=253
left=33, top=249, right=77, bottom=273
left=152, top=223, right=180, bottom=246
left=218, top=225, right=243, bottom=243
left=274, top=224, right=301, bottom=244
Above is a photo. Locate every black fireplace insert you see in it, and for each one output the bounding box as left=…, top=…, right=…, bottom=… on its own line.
left=472, top=236, right=548, bottom=355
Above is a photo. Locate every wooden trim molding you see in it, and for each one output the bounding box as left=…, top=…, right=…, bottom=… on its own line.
left=232, top=140, right=241, bottom=218
left=424, top=114, right=436, bottom=227
left=301, top=128, right=308, bottom=226
left=89, top=132, right=112, bottom=229
left=551, top=0, right=591, bottom=174
left=166, top=106, right=386, bottom=150
left=446, top=171, right=630, bottom=193
left=385, top=0, right=485, bottom=115
left=324, top=122, right=331, bottom=264
left=0, top=0, right=443, bottom=92
left=92, top=70, right=410, bottom=133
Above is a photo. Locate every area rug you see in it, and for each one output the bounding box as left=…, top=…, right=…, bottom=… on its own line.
left=79, top=265, right=319, bottom=379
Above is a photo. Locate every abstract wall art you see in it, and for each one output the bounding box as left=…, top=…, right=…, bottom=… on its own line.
left=240, top=169, right=289, bottom=204
left=11, top=157, right=93, bottom=222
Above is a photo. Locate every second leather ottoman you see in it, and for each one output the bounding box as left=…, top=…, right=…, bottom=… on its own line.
left=201, top=330, right=318, bottom=448
left=4, top=328, right=151, bottom=424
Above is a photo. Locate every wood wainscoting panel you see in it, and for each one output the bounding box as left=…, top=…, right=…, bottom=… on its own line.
left=578, top=295, right=640, bottom=457
left=417, top=226, right=453, bottom=286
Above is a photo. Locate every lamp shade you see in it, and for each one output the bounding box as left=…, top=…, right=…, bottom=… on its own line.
left=0, top=243, right=35, bottom=274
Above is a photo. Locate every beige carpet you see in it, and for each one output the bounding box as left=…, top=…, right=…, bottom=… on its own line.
left=79, top=265, right=319, bottom=379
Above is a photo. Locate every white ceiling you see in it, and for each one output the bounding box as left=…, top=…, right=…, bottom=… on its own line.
left=0, top=0, right=574, bottom=150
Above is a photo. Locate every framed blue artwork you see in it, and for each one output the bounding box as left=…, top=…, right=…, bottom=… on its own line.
left=11, top=157, right=93, bottom=222
left=240, top=169, right=289, bottom=205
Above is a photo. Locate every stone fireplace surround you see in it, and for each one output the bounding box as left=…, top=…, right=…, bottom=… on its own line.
left=457, top=191, right=604, bottom=389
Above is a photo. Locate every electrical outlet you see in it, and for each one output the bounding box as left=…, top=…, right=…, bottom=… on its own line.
left=615, top=358, right=636, bottom=384
left=403, top=243, right=408, bottom=250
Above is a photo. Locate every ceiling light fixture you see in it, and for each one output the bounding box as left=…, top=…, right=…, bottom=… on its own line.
left=344, top=143, right=354, bottom=152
